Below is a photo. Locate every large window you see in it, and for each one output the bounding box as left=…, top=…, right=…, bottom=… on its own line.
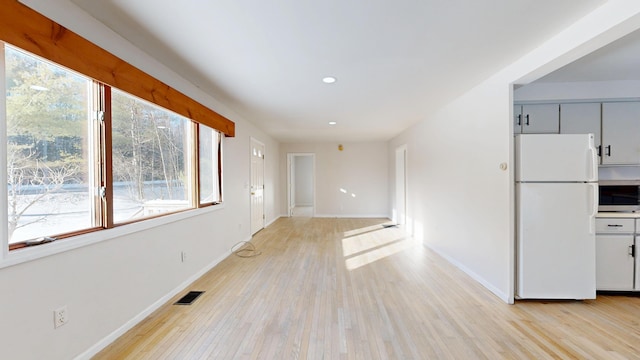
left=5, top=46, right=96, bottom=245
left=111, top=89, right=192, bottom=223
left=2, top=44, right=223, bottom=250
left=199, top=125, right=222, bottom=204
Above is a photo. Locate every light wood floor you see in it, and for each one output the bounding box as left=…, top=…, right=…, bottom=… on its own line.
left=94, top=217, right=640, bottom=359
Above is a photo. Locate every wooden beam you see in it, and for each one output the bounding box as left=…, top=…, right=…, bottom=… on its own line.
left=0, top=0, right=234, bottom=137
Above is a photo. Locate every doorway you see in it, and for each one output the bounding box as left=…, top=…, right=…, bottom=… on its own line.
left=394, top=145, right=407, bottom=226
left=250, top=138, right=265, bottom=235
left=287, top=153, right=315, bottom=217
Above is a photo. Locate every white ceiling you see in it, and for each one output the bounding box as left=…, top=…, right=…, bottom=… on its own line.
left=538, top=27, right=640, bottom=83
left=66, top=0, right=606, bottom=142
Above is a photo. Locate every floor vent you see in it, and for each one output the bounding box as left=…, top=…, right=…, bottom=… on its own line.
left=174, top=291, right=205, bottom=305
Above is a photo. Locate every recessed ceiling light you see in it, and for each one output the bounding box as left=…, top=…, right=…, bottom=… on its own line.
left=329, top=121, right=337, bottom=125
left=322, top=76, right=337, bottom=84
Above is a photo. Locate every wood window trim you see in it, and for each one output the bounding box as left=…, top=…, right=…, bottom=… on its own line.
left=3, top=38, right=225, bottom=252
left=218, top=133, right=224, bottom=202
left=100, top=84, right=115, bottom=228
left=193, top=122, right=201, bottom=208
left=0, top=0, right=235, bottom=137
left=195, top=125, right=224, bottom=207
left=8, top=227, right=105, bottom=251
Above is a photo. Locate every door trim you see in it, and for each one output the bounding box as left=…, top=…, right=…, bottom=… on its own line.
left=287, top=153, right=315, bottom=217
left=394, top=145, right=407, bottom=226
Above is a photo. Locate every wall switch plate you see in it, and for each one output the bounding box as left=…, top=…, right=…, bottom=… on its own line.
left=54, top=306, right=68, bottom=328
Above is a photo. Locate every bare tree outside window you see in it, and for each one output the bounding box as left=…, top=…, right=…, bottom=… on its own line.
left=5, top=46, right=93, bottom=244
left=111, top=89, right=191, bottom=222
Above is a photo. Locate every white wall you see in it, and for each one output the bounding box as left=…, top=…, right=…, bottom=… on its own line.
left=0, top=1, right=280, bottom=359
left=389, top=1, right=640, bottom=303
left=281, top=142, right=389, bottom=218
left=294, top=155, right=314, bottom=206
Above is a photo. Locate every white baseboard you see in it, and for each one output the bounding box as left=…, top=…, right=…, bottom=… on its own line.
left=314, top=214, right=391, bottom=219
left=75, top=250, right=232, bottom=360
left=265, top=216, right=282, bottom=227
left=425, top=244, right=510, bottom=303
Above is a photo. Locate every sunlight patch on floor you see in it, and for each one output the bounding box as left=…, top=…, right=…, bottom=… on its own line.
left=344, top=237, right=413, bottom=270
left=342, top=223, right=413, bottom=270
left=343, top=223, right=392, bottom=238
left=342, top=229, right=397, bottom=257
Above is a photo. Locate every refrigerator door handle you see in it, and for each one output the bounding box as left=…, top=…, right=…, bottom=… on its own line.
left=588, top=183, right=598, bottom=234
left=587, top=145, right=598, bottom=182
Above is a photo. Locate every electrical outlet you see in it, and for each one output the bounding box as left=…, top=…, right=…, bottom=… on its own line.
left=54, top=306, right=68, bottom=328
left=181, top=251, right=187, bottom=263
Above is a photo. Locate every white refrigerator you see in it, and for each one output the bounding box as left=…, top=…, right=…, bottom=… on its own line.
left=516, top=134, right=598, bottom=299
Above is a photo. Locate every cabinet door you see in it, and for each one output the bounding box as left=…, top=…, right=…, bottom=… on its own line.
left=560, top=103, right=601, bottom=161
left=602, top=102, right=640, bottom=165
left=521, top=104, right=559, bottom=134
left=514, top=105, right=522, bottom=134
left=596, top=234, right=634, bottom=290
left=637, top=249, right=640, bottom=290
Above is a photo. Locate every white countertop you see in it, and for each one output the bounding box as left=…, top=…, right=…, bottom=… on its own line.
left=597, top=212, right=640, bottom=218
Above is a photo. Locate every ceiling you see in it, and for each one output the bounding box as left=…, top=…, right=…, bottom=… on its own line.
left=537, top=27, right=640, bottom=83
left=63, top=0, right=606, bottom=142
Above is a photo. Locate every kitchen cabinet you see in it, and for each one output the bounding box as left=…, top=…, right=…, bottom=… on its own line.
left=595, top=218, right=636, bottom=291
left=515, top=101, right=640, bottom=165
left=601, top=102, right=640, bottom=165
left=596, top=234, right=635, bottom=290
left=514, top=104, right=559, bottom=134
left=636, top=219, right=640, bottom=290
left=514, top=105, right=522, bottom=134
left=560, top=103, right=601, bottom=159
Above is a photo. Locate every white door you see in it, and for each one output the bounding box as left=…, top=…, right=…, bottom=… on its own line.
left=287, top=155, right=295, bottom=217
left=596, top=234, right=635, bottom=290
left=394, top=146, right=407, bottom=225
left=517, top=183, right=597, bottom=299
left=250, top=139, right=265, bottom=235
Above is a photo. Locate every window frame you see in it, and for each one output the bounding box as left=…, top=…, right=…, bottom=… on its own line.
left=0, top=1, right=232, bottom=259
left=197, top=124, right=223, bottom=207
left=3, top=45, right=104, bottom=250
left=2, top=44, right=225, bottom=253
left=109, top=87, right=197, bottom=225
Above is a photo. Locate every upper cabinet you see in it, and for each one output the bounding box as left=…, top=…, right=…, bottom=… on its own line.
left=516, top=101, right=640, bottom=166
left=602, top=102, right=640, bottom=165
left=514, top=104, right=559, bottom=134
left=560, top=103, right=602, bottom=160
